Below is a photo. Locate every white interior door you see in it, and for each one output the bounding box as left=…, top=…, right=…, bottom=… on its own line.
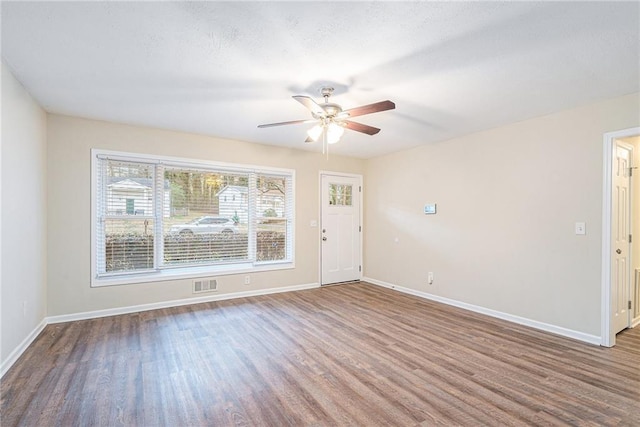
left=612, top=140, right=633, bottom=334
left=321, top=174, right=361, bottom=285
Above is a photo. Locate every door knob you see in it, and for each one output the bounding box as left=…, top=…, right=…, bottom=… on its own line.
left=322, top=237, right=327, bottom=241
left=616, top=249, right=622, bottom=254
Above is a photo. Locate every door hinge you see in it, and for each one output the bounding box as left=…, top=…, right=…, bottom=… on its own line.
left=359, top=186, right=362, bottom=192
left=630, top=234, right=633, bottom=244
left=629, top=300, right=632, bottom=310
left=359, top=225, right=362, bottom=232
left=359, top=265, right=362, bottom=272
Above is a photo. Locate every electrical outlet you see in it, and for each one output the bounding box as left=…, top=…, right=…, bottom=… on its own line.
left=428, top=272, right=434, bottom=285
left=244, top=275, right=251, bottom=285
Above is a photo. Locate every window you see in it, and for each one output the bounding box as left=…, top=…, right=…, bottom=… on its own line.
left=329, top=183, right=353, bottom=206
left=92, top=150, right=294, bottom=286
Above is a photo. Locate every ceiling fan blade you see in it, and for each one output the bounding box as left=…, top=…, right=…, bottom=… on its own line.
left=293, top=95, right=326, bottom=116
left=342, top=100, right=395, bottom=118
left=258, top=119, right=316, bottom=128
left=343, top=120, right=381, bottom=135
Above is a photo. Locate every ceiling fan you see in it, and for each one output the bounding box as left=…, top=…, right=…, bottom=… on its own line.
left=258, top=87, right=395, bottom=145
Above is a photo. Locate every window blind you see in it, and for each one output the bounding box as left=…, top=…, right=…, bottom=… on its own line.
left=255, top=173, right=292, bottom=262
left=93, top=151, right=294, bottom=281
left=161, top=167, right=250, bottom=267
left=97, top=159, right=156, bottom=275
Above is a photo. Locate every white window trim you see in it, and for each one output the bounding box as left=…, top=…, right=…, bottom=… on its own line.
left=91, top=149, right=295, bottom=287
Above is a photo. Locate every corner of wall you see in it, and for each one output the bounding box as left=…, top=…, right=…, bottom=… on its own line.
left=0, top=61, right=48, bottom=375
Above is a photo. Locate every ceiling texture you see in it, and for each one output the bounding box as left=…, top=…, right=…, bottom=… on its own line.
left=2, top=1, right=639, bottom=159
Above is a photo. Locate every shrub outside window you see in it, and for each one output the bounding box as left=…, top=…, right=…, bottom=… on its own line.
left=92, top=150, right=294, bottom=286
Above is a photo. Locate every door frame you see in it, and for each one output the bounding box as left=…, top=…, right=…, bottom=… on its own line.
left=318, top=171, right=363, bottom=286
left=601, top=126, right=639, bottom=347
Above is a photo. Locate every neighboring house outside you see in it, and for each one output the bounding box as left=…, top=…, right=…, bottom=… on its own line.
left=258, top=188, right=285, bottom=218
left=217, top=185, right=249, bottom=223
left=107, top=178, right=171, bottom=217
left=216, top=185, right=284, bottom=224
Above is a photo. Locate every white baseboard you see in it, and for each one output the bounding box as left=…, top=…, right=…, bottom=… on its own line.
left=1, top=282, right=319, bottom=378
left=47, top=282, right=320, bottom=324
left=1, top=318, right=47, bottom=378
left=362, top=277, right=601, bottom=346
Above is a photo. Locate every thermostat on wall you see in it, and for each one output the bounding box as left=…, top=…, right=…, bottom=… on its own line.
left=424, top=203, right=437, bottom=214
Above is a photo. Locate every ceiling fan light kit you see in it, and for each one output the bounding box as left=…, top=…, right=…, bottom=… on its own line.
left=326, top=122, right=344, bottom=144
left=307, top=124, right=324, bottom=141
left=258, top=86, right=395, bottom=150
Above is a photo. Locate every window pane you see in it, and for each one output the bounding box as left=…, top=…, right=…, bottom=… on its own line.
left=257, top=175, right=287, bottom=261
left=163, top=168, right=249, bottom=266
left=99, top=160, right=155, bottom=275
left=104, top=218, right=154, bottom=272
left=329, top=183, right=352, bottom=206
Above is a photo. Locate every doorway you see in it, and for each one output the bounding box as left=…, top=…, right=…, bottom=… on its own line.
left=320, top=172, right=362, bottom=285
left=602, top=127, right=640, bottom=347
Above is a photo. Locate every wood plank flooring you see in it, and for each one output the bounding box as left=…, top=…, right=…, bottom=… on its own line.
left=2, top=282, right=639, bottom=426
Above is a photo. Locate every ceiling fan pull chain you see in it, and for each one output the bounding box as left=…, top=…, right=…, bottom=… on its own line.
left=326, top=133, right=329, bottom=160
left=323, top=128, right=326, bottom=157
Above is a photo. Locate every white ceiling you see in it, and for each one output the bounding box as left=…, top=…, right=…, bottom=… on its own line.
left=2, top=1, right=639, bottom=159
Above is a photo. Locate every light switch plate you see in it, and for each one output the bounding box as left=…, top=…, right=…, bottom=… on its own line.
left=575, top=222, right=586, bottom=235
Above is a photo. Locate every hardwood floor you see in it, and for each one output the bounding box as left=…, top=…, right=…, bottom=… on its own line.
left=2, top=282, right=639, bottom=426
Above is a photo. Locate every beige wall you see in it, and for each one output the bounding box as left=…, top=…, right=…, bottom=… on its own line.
left=629, top=137, right=640, bottom=275
left=46, top=114, right=364, bottom=316
left=364, top=93, right=640, bottom=336
left=1, top=63, right=48, bottom=365
left=627, top=136, right=640, bottom=320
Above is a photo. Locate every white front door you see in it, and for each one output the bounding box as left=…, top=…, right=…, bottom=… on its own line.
left=612, top=140, right=633, bottom=334
left=321, top=174, right=361, bottom=285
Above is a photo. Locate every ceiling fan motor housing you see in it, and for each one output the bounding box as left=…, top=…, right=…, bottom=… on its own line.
left=313, top=103, right=342, bottom=119
left=313, top=87, right=342, bottom=119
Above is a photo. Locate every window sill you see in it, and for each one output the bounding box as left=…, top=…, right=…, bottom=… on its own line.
left=91, top=261, right=295, bottom=287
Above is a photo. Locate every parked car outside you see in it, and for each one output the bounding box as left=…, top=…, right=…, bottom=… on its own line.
left=170, top=216, right=238, bottom=235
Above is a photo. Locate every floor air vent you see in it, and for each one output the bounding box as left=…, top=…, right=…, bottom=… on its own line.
left=193, top=278, right=217, bottom=294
